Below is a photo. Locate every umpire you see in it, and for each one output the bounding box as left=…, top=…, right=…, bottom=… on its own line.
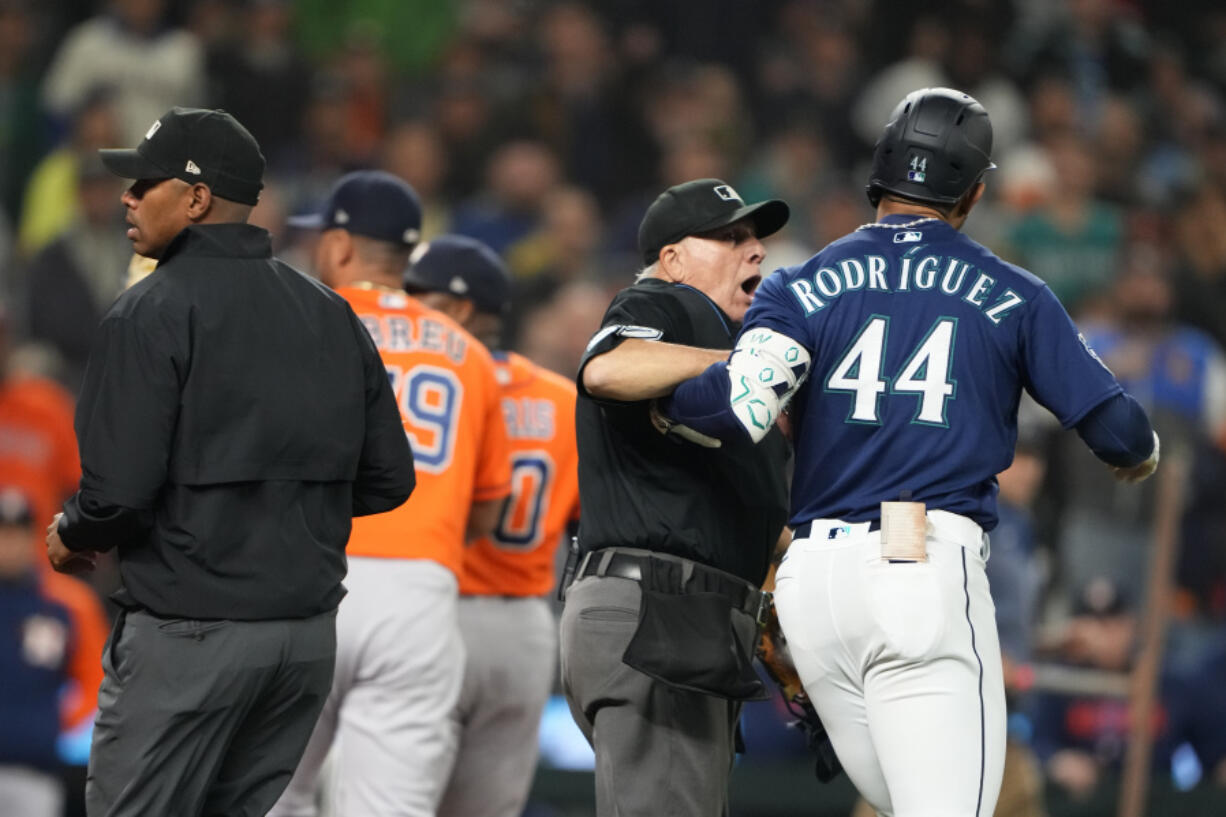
left=560, top=179, right=791, bottom=816
left=43, top=107, right=416, bottom=816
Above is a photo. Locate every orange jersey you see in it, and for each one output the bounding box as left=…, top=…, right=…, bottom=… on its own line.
left=461, top=352, right=580, bottom=597
left=39, top=572, right=108, bottom=729
left=340, top=286, right=511, bottom=576
left=0, top=376, right=80, bottom=543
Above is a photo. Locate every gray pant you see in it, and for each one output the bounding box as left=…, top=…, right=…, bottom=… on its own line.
left=559, top=575, right=739, bottom=817
left=86, top=607, right=337, bottom=817
left=439, top=596, right=556, bottom=817
left=0, top=766, right=63, bottom=817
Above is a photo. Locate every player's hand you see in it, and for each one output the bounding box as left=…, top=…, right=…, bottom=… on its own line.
left=648, top=400, right=722, bottom=448
left=1109, top=431, right=1159, bottom=483
left=46, top=513, right=97, bottom=574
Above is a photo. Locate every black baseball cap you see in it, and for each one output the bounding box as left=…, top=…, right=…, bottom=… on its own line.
left=99, top=107, right=265, bottom=205
left=0, top=487, right=33, bottom=529
left=638, top=178, right=790, bottom=265
left=288, top=170, right=422, bottom=247
left=404, top=235, right=511, bottom=315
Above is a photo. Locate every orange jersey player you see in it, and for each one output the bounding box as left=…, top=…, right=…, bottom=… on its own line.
left=270, top=173, right=510, bottom=817
left=0, top=308, right=81, bottom=553
left=405, top=235, right=580, bottom=817
left=343, top=286, right=512, bottom=577
left=462, top=349, right=580, bottom=597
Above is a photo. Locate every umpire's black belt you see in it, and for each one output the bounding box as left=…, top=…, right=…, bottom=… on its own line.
left=576, top=547, right=769, bottom=622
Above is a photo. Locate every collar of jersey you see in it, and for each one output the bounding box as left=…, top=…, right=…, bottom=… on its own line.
left=671, top=283, right=733, bottom=336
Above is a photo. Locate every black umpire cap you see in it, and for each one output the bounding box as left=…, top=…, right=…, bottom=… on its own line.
left=99, top=107, right=265, bottom=205
left=288, top=170, right=422, bottom=247
left=404, top=235, right=511, bottom=316
left=637, top=178, right=789, bottom=266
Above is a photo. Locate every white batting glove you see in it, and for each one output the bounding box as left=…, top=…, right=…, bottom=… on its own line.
left=1110, top=431, right=1159, bottom=483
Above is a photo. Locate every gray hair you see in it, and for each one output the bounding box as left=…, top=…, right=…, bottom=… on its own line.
left=635, top=261, right=660, bottom=282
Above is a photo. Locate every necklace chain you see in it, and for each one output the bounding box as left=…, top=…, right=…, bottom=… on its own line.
left=855, top=216, right=941, bottom=231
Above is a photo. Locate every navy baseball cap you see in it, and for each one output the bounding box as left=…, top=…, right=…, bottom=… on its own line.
left=288, top=170, right=422, bottom=246
left=99, top=107, right=265, bottom=205
left=0, top=488, right=33, bottom=528
left=638, top=178, right=789, bottom=265
left=404, top=235, right=511, bottom=315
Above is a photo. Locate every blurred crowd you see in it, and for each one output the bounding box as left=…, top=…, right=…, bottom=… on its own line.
left=3, top=0, right=1226, bottom=811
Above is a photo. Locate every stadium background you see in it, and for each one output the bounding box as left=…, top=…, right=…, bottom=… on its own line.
left=2, top=0, right=1226, bottom=815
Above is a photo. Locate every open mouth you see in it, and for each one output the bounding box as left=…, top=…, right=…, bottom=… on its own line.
left=741, top=274, right=762, bottom=296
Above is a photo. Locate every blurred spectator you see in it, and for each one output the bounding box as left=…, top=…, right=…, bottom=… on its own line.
left=25, top=156, right=128, bottom=390
left=1137, top=40, right=1225, bottom=206
left=515, top=280, right=611, bottom=378
left=432, top=38, right=510, bottom=201
left=1048, top=259, right=1226, bottom=608
left=1032, top=576, right=1142, bottom=799
left=754, top=6, right=862, bottom=165
left=0, top=0, right=46, bottom=225
left=41, top=0, right=204, bottom=146
left=1171, top=182, right=1226, bottom=351
left=1093, top=95, right=1148, bottom=206
left=0, top=486, right=108, bottom=817
left=206, top=0, right=312, bottom=169
left=990, top=437, right=1048, bottom=681
left=982, top=432, right=1052, bottom=817
left=381, top=120, right=451, bottom=240
left=1008, top=0, right=1149, bottom=109
left=292, top=0, right=457, bottom=74
left=738, top=119, right=839, bottom=247
left=269, top=75, right=361, bottom=218
left=1004, top=135, right=1124, bottom=316
left=524, top=3, right=656, bottom=202
left=17, top=89, right=119, bottom=258
left=452, top=140, right=561, bottom=261
left=0, top=309, right=80, bottom=547
left=1032, top=575, right=1226, bottom=797
left=852, top=14, right=1028, bottom=157
left=330, top=23, right=390, bottom=165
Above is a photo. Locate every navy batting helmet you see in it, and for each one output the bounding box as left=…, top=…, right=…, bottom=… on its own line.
left=865, top=87, right=995, bottom=208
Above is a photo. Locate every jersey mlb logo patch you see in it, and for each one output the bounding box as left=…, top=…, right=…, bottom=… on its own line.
left=894, top=231, right=923, bottom=243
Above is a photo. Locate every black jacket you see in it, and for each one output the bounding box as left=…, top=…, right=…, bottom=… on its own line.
left=60, top=223, right=415, bottom=619
left=575, top=279, right=789, bottom=585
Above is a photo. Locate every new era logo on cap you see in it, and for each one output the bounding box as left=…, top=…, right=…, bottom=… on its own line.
left=185, top=160, right=201, bottom=175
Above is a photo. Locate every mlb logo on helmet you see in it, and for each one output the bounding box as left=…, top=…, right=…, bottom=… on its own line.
left=906, top=155, right=927, bottom=183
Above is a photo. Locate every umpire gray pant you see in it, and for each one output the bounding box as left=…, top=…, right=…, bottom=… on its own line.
left=86, top=607, right=337, bottom=817
left=559, top=575, right=739, bottom=817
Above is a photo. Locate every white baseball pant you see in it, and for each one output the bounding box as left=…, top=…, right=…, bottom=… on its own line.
left=269, top=557, right=464, bottom=817
left=774, top=510, right=1006, bottom=817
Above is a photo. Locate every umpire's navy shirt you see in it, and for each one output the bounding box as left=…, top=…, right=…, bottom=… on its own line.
left=59, top=223, right=416, bottom=620
left=575, top=278, right=789, bottom=586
